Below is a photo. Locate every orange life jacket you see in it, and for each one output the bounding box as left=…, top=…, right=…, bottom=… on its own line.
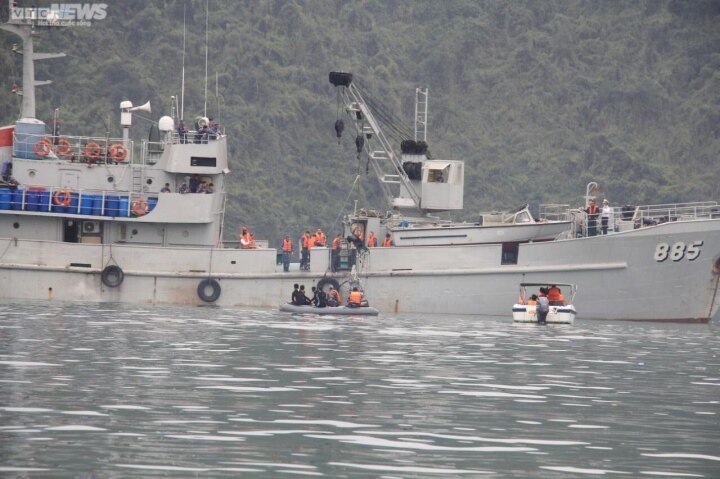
left=332, top=237, right=341, bottom=250
left=282, top=239, right=293, bottom=252
left=348, top=290, right=363, bottom=305
left=382, top=237, right=393, bottom=247
left=367, top=233, right=377, bottom=247
left=547, top=287, right=561, bottom=302
left=303, top=234, right=313, bottom=249
left=315, top=231, right=326, bottom=246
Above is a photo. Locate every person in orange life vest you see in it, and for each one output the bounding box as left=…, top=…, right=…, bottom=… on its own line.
left=281, top=235, right=293, bottom=272
left=585, top=199, right=599, bottom=236
left=315, top=228, right=326, bottom=247
left=300, top=230, right=312, bottom=270
left=547, top=285, right=563, bottom=305
left=331, top=233, right=342, bottom=272
left=382, top=233, right=393, bottom=247
left=527, top=294, right=538, bottom=305
left=367, top=231, right=377, bottom=247
left=327, top=286, right=341, bottom=307
left=240, top=226, right=253, bottom=249
left=348, top=287, right=364, bottom=307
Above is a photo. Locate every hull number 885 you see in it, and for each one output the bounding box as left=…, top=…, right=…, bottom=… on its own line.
left=654, top=241, right=703, bottom=262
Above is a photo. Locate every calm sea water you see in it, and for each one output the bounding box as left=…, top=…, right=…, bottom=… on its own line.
left=0, top=301, right=718, bottom=478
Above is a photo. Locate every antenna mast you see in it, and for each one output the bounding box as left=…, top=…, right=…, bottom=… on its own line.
left=180, top=1, right=186, bottom=121
left=203, top=0, right=209, bottom=117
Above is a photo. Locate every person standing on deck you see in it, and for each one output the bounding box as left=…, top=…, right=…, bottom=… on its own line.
left=331, top=233, right=342, bottom=272
left=301, top=231, right=313, bottom=270
left=315, top=229, right=326, bottom=247
left=382, top=233, right=393, bottom=247
left=367, top=231, right=377, bottom=247
left=601, top=199, right=611, bottom=235
left=585, top=199, right=599, bottom=236
left=282, top=235, right=293, bottom=272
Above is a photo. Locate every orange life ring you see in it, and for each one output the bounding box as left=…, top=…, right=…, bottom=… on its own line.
left=84, top=142, right=102, bottom=160
left=33, top=139, right=53, bottom=158
left=131, top=198, right=148, bottom=216
left=56, top=138, right=73, bottom=157
left=52, top=189, right=72, bottom=207
left=108, top=143, right=128, bottom=162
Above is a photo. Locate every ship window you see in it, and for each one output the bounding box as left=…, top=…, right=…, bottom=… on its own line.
left=515, top=211, right=531, bottom=223
left=191, top=156, right=217, bottom=167
left=28, top=170, right=36, bottom=178
left=146, top=178, right=153, bottom=185
left=501, top=242, right=519, bottom=265
left=13, top=222, right=19, bottom=229
left=107, top=176, right=114, bottom=183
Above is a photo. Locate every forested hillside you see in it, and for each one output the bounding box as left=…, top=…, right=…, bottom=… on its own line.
left=1, top=0, right=719, bottom=245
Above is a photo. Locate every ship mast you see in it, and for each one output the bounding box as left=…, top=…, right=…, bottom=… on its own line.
left=1, top=2, right=66, bottom=120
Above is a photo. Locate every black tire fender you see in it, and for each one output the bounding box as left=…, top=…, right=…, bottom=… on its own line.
left=101, top=265, right=124, bottom=288
left=197, top=278, right=221, bottom=302
left=317, top=277, right=340, bottom=293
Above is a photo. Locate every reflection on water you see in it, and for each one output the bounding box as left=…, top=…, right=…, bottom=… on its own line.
left=1, top=301, right=719, bottom=478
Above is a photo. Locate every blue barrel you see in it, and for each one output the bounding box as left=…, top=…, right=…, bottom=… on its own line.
left=39, top=190, right=51, bottom=211
left=25, top=190, right=38, bottom=211
left=80, top=194, right=93, bottom=215
left=105, top=195, right=119, bottom=216
left=69, top=192, right=79, bottom=214
left=11, top=189, right=23, bottom=210
left=92, top=195, right=104, bottom=216
left=0, top=188, right=10, bottom=210
left=147, top=196, right=158, bottom=212
left=118, top=196, right=130, bottom=217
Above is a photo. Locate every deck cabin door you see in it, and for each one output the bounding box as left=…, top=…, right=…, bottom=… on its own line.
left=60, top=170, right=80, bottom=190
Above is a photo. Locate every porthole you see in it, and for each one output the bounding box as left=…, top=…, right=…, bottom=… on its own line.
left=13, top=222, right=20, bottom=229
left=107, top=176, right=114, bottom=183
left=146, top=178, right=153, bottom=185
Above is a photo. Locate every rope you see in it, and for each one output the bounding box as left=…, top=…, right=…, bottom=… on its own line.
left=326, top=174, right=361, bottom=235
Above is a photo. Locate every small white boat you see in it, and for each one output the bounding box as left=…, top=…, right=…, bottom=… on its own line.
left=512, top=282, right=577, bottom=324
left=279, top=303, right=380, bottom=316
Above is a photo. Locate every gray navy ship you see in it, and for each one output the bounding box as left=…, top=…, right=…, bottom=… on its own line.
left=1, top=8, right=719, bottom=322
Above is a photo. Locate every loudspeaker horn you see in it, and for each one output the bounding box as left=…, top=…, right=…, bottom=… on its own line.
left=130, top=101, right=151, bottom=113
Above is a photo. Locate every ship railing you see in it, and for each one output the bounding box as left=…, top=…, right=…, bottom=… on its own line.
left=539, top=204, right=572, bottom=222
left=571, top=201, right=720, bottom=237
left=13, top=132, right=134, bottom=164
left=168, top=128, right=225, bottom=145
left=619, top=201, right=719, bottom=225
left=0, top=185, right=158, bottom=218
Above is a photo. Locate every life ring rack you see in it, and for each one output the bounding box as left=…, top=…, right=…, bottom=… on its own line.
left=52, top=188, right=72, bottom=207
left=56, top=138, right=73, bottom=158
left=197, top=278, right=221, bottom=303
left=101, top=265, right=124, bottom=288
left=109, top=143, right=128, bottom=162
left=84, top=142, right=102, bottom=161
left=33, top=138, right=53, bottom=158
left=131, top=198, right=148, bottom=216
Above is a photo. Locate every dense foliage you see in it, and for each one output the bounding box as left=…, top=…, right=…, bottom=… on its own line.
left=2, top=0, right=719, bottom=245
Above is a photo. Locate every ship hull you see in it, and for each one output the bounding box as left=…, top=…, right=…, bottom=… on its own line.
left=0, top=218, right=719, bottom=322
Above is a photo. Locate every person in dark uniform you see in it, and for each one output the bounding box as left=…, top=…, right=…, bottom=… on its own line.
left=291, top=284, right=300, bottom=305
